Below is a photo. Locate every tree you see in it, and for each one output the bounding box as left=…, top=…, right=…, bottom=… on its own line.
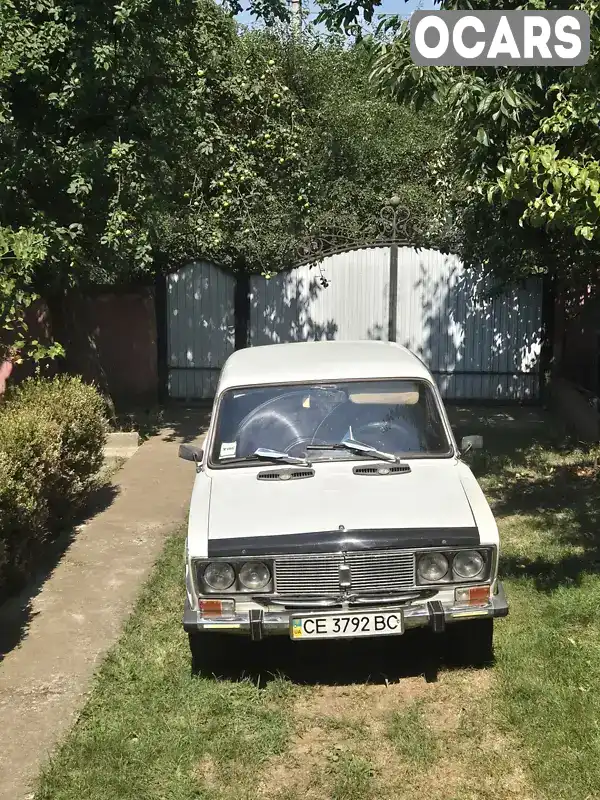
left=310, top=0, right=600, bottom=284
left=0, top=226, right=56, bottom=362
left=0, top=0, right=313, bottom=356
left=0, top=2, right=52, bottom=359
left=1, top=0, right=445, bottom=368
left=153, top=22, right=446, bottom=275
left=237, top=25, right=446, bottom=258
left=152, top=28, right=315, bottom=276
left=1, top=0, right=250, bottom=284
left=1, top=0, right=444, bottom=286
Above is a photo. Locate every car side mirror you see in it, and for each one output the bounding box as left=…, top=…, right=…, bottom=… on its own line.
left=461, top=435, right=483, bottom=454
left=179, top=444, right=204, bottom=471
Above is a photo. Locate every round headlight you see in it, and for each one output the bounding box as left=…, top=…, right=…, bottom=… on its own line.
left=239, top=561, right=271, bottom=591
left=417, top=552, right=449, bottom=583
left=203, top=562, right=235, bottom=591
left=453, top=550, right=485, bottom=580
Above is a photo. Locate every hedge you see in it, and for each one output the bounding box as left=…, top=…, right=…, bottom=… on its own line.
left=0, top=376, right=108, bottom=598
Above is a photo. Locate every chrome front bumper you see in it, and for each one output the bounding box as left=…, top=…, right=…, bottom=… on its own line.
left=183, top=583, right=509, bottom=640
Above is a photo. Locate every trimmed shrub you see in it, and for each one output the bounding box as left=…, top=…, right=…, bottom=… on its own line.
left=0, top=376, right=108, bottom=597
left=0, top=411, right=61, bottom=591
left=11, top=376, right=108, bottom=513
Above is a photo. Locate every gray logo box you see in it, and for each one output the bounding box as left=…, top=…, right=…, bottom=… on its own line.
left=410, top=10, right=590, bottom=66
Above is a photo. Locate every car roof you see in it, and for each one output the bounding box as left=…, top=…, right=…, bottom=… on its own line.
left=217, top=341, right=434, bottom=392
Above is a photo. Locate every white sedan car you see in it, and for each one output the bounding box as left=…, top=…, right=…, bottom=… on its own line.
left=180, top=341, right=508, bottom=672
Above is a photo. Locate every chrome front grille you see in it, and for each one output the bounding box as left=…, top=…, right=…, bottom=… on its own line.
left=347, top=550, right=416, bottom=593
left=274, top=550, right=416, bottom=595
left=274, top=554, right=341, bottom=594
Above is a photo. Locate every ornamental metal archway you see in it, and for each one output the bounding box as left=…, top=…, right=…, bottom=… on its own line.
left=291, top=197, right=415, bottom=344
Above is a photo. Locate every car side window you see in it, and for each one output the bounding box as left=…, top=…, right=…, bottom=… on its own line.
left=422, top=390, right=448, bottom=452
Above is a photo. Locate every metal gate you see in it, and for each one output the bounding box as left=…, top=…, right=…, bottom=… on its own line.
left=166, top=201, right=543, bottom=401
left=249, top=247, right=542, bottom=401
left=166, top=260, right=235, bottom=400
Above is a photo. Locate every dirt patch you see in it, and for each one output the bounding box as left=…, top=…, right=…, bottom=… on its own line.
left=398, top=756, right=532, bottom=800
left=258, top=666, right=539, bottom=800
left=294, top=678, right=431, bottom=732
left=255, top=675, right=445, bottom=798
left=194, top=756, right=218, bottom=791
left=425, top=698, right=464, bottom=734
left=423, top=670, right=492, bottom=734
left=256, top=725, right=333, bottom=799
left=382, top=713, right=539, bottom=800
left=501, top=765, right=536, bottom=797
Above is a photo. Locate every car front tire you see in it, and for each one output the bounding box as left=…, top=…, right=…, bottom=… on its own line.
left=188, top=632, right=231, bottom=677
left=446, top=618, right=494, bottom=668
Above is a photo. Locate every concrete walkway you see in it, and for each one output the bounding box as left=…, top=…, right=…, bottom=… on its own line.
left=0, top=410, right=209, bottom=800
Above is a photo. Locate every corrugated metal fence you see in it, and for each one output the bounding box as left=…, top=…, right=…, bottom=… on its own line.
left=167, top=261, right=235, bottom=400
left=167, top=247, right=543, bottom=401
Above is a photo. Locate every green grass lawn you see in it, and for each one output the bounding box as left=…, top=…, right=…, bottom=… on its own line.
left=36, top=409, right=600, bottom=800
left=471, top=423, right=600, bottom=800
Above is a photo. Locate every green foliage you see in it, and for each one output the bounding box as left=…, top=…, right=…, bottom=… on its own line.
left=237, top=28, right=445, bottom=259
left=1, top=0, right=443, bottom=297
left=177, top=30, right=314, bottom=273
left=315, top=0, right=384, bottom=34
left=0, top=376, right=108, bottom=597
left=1, top=0, right=232, bottom=281
left=0, top=412, right=60, bottom=589
left=12, top=376, right=108, bottom=510
left=299, top=34, right=443, bottom=244
left=313, top=0, right=600, bottom=282
left=0, top=0, right=315, bottom=285
left=495, top=79, right=600, bottom=241
left=222, top=0, right=290, bottom=25
left=0, top=225, right=63, bottom=361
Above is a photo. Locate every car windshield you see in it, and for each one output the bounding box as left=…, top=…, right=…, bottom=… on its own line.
left=210, top=379, right=453, bottom=466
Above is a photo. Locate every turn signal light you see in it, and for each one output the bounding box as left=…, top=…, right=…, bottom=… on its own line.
left=455, top=586, right=490, bottom=606
left=199, top=599, right=235, bottom=617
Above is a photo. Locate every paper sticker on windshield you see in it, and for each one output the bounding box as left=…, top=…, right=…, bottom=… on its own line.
left=220, top=442, right=237, bottom=459
left=302, top=396, right=310, bottom=408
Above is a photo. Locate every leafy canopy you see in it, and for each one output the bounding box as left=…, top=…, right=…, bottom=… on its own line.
left=0, top=0, right=444, bottom=359
left=245, top=26, right=445, bottom=255
left=0, top=0, right=312, bottom=356
left=313, top=0, right=600, bottom=282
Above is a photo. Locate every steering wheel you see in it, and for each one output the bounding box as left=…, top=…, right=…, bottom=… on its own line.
left=235, top=406, right=293, bottom=452
left=353, top=419, right=420, bottom=451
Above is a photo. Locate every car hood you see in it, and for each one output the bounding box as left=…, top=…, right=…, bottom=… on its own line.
left=207, top=461, right=475, bottom=542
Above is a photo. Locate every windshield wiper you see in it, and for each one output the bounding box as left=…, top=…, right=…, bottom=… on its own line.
left=306, top=439, right=400, bottom=463
left=252, top=448, right=312, bottom=466
left=217, top=450, right=311, bottom=466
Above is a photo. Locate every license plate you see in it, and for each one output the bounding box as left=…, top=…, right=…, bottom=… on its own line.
left=290, top=611, right=404, bottom=640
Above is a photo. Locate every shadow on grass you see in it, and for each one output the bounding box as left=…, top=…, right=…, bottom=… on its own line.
left=501, top=552, right=600, bottom=593
left=192, top=626, right=493, bottom=687
left=111, top=404, right=212, bottom=445
left=452, top=408, right=600, bottom=594
left=494, top=463, right=600, bottom=592
left=0, top=481, right=119, bottom=663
